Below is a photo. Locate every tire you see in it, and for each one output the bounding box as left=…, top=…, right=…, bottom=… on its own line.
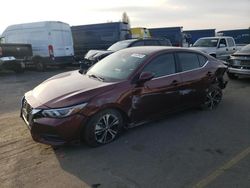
left=227, top=72, right=238, bottom=79
left=83, top=109, right=124, bottom=147
left=201, top=85, right=222, bottom=110
left=35, top=61, right=46, bottom=72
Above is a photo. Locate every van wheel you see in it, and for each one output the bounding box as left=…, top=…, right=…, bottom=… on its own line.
left=201, top=85, right=222, bottom=110
left=227, top=72, right=238, bottom=79
left=83, top=109, right=124, bottom=147
left=36, top=61, right=46, bottom=72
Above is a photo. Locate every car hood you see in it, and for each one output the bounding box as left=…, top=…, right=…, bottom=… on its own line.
left=27, top=70, right=115, bottom=108
left=190, top=47, right=216, bottom=54
left=85, top=49, right=114, bottom=60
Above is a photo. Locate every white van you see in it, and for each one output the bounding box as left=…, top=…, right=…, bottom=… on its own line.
left=1, top=21, right=74, bottom=70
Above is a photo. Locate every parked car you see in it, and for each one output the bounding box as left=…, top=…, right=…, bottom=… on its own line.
left=83, top=38, right=172, bottom=67
left=0, top=43, right=32, bottom=73
left=21, top=46, right=227, bottom=147
left=227, top=44, right=250, bottom=79
left=2, top=21, right=74, bottom=71
left=190, top=37, right=237, bottom=60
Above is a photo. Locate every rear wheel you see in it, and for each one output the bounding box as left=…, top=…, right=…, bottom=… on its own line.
left=13, top=63, right=25, bottom=73
left=83, top=109, right=124, bottom=147
left=35, top=61, right=46, bottom=72
left=227, top=72, right=238, bottom=79
left=202, top=85, right=222, bottom=110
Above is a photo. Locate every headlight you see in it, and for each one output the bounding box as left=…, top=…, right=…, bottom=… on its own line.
left=41, top=103, right=87, bottom=118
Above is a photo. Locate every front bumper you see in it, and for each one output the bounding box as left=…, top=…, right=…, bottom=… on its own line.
left=20, top=98, right=88, bottom=145
left=228, top=67, right=250, bottom=75
left=0, top=57, right=25, bottom=71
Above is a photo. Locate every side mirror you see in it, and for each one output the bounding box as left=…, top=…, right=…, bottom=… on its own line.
left=137, top=72, right=154, bottom=84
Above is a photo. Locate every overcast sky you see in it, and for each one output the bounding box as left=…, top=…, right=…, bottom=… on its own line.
left=0, top=0, right=249, bottom=34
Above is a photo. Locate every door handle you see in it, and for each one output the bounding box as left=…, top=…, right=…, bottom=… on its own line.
left=226, top=48, right=229, bottom=51
left=233, top=48, right=236, bottom=50
left=171, top=80, right=178, bottom=86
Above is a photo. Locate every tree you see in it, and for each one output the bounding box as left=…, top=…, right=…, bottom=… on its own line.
left=122, top=12, right=130, bottom=26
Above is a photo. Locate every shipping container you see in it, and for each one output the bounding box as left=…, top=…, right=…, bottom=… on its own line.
left=71, top=22, right=131, bottom=60
left=149, top=27, right=183, bottom=46
left=217, top=29, right=250, bottom=45
left=183, top=29, right=216, bottom=45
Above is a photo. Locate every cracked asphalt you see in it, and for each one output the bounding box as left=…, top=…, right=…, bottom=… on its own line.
left=0, top=68, right=249, bottom=188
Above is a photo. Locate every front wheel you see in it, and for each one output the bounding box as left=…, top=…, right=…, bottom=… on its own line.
left=202, top=85, right=222, bottom=110
left=83, top=109, right=124, bottom=147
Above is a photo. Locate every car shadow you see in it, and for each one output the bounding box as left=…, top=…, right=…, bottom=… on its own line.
left=53, top=108, right=219, bottom=188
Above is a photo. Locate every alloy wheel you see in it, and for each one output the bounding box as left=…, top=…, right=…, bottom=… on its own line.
left=205, top=88, right=222, bottom=110
left=95, top=114, right=119, bottom=144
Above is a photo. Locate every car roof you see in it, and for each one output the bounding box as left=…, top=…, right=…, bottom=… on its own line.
left=199, top=36, right=233, bottom=39
left=119, top=46, right=204, bottom=56
left=119, top=38, right=167, bottom=43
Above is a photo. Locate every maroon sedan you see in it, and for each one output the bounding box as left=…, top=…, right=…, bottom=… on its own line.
left=21, top=47, right=227, bottom=146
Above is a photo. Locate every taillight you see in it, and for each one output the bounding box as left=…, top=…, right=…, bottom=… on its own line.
left=0, top=47, right=2, bottom=56
left=48, top=45, right=54, bottom=58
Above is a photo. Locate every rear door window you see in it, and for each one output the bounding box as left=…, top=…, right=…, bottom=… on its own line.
left=143, top=53, right=176, bottom=78
left=197, top=54, right=208, bottom=67
left=159, top=39, right=172, bottom=46
left=227, top=38, right=235, bottom=47
left=131, top=41, right=145, bottom=47
left=144, top=40, right=160, bottom=46
left=177, top=52, right=200, bottom=72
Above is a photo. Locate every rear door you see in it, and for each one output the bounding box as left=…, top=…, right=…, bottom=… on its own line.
left=131, top=52, right=182, bottom=122
left=176, top=52, right=211, bottom=107
left=226, top=38, right=237, bottom=55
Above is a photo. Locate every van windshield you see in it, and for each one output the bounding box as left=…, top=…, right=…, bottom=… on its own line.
left=193, top=39, right=219, bottom=47
left=86, top=50, right=147, bottom=81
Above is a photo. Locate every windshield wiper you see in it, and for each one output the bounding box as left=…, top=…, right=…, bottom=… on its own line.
left=88, top=74, right=105, bottom=82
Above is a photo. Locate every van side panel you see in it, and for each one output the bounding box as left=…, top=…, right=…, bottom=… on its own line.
left=2, top=21, right=74, bottom=65
left=71, top=22, right=130, bottom=60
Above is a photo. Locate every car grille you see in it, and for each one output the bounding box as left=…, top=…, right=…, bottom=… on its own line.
left=22, top=99, right=33, bottom=126
left=238, top=61, right=250, bottom=66
left=231, top=59, right=250, bottom=67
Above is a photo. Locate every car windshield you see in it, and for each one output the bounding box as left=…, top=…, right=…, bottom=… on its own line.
left=86, top=50, right=147, bottom=81
left=107, top=40, right=134, bottom=51
left=193, top=38, right=219, bottom=47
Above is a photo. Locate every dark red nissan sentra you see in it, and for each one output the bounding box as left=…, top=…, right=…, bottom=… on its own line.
left=21, top=47, right=227, bottom=146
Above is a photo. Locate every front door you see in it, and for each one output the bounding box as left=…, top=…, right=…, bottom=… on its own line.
left=130, top=53, right=181, bottom=123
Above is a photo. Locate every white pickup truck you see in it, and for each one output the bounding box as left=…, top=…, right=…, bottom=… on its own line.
left=190, top=36, right=237, bottom=61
